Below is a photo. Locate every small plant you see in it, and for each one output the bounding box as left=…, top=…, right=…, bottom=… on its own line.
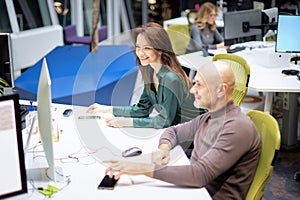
left=0, top=77, right=10, bottom=96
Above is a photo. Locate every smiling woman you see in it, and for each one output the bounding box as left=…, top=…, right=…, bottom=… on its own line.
left=87, top=22, right=206, bottom=129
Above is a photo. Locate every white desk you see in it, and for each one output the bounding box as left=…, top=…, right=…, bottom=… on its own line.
left=236, top=48, right=300, bottom=149
left=177, top=47, right=300, bottom=148
left=12, top=104, right=211, bottom=200
left=163, top=16, right=224, bottom=29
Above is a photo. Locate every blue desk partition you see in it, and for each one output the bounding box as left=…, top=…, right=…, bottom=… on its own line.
left=14, top=45, right=138, bottom=106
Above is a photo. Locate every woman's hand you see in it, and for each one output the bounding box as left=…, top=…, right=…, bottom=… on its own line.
left=87, top=103, right=113, bottom=114
left=105, top=117, right=133, bottom=128
left=104, top=160, right=155, bottom=179
left=216, top=42, right=230, bottom=50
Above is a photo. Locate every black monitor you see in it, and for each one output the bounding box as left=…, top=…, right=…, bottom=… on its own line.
left=0, top=33, right=14, bottom=87
left=226, top=0, right=253, bottom=11
left=0, top=94, right=27, bottom=198
left=276, top=14, right=300, bottom=53
left=223, top=9, right=262, bottom=45
left=261, top=7, right=278, bottom=36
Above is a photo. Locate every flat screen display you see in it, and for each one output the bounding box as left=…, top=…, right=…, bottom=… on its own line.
left=0, top=94, right=27, bottom=198
left=276, top=15, right=300, bottom=53
left=223, top=9, right=262, bottom=40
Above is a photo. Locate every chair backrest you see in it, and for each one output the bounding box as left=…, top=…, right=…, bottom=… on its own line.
left=166, top=24, right=190, bottom=55
left=186, top=9, right=198, bottom=25
left=246, top=110, right=281, bottom=200
left=212, top=53, right=250, bottom=106
left=63, top=25, right=77, bottom=38
left=98, top=25, right=108, bottom=42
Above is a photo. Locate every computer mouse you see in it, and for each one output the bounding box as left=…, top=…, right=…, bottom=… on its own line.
left=281, top=69, right=299, bottom=76
left=63, top=109, right=73, bottom=117
left=122, top=147, right=142, bottom=157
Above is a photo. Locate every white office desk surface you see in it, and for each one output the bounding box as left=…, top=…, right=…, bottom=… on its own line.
left=163, top=16, right=224, bottom=29
left=236, top=48, right=300, bottom=113
left=177, top=48, right=300, bottom=112
left=15, top=104, right=211, bottom=200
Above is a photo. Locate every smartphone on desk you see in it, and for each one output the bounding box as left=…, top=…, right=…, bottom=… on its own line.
left=97, top=175, right=119, bottom=190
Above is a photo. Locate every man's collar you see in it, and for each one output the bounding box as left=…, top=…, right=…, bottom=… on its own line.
left=210, top=101, right=235, bottom=119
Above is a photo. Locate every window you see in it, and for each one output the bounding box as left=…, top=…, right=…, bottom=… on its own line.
left=0, top=1, right=12, bottom=33
left=12, top=0, right=52, bottom=31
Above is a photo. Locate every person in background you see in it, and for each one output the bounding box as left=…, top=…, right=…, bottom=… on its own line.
left=87, top=22, right=205, bottom=129
left=104, top=61, right=261, bottom=200
left=186, top=2, right=229, bottom=53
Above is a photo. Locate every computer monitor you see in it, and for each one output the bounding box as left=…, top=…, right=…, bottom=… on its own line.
left=26, top=58, right=63, bottom=182
left=261, top=7, right=278, bottom=37
left=223, top=9, right=262, bottom=45
left=0, top=33, right=14, bottom=87
left=275, top=15, right=300, bottom=53
left=0, top=94, right=27, bottom=198
left=262, top=7, right=278, bottom=23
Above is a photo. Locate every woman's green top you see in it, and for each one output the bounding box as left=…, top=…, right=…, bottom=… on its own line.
left=113, top=66, right=206, bottom=129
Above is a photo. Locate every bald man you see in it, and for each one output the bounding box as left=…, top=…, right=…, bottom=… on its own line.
left=105, top=61, right=261, bottom=200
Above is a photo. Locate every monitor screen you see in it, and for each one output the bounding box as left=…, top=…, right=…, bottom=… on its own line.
left=223, top=9, right=262, bottom=45
left=0, top=94, right=27, bottom=198
left=276, top=15, right=300, bottom=53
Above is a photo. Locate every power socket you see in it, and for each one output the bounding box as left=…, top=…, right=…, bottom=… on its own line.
left=283, top=92, right=289, bottom=110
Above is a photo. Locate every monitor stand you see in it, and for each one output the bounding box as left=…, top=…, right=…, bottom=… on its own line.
left=23, top=117, right=64, bottom=182
left=26, top=166, right=64, bottom=182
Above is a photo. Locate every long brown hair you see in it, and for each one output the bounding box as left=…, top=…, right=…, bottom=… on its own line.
left=133, top=22, right=192, bottom=92
left=194, top=2, right=217, bottom=31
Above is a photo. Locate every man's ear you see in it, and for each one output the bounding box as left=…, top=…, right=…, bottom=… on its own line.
left=217, top=83, right=227, bottom=97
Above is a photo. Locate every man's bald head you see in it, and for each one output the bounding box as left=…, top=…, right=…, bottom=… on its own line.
left=190, top=61, right=235, bottom=111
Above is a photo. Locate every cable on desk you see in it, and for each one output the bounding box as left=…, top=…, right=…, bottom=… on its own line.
left=59, top=145, right=123, bottom=165
left=58, top=146, right=97, bottom=165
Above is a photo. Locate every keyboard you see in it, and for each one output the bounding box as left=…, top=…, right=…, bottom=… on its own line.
left=227, top=46, right=246, bottom=53
left=19, top=104, right=37, bottom=129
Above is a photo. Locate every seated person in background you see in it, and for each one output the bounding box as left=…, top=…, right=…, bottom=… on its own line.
left=186, top=2, right=229, bottom=54
left=87, top=22, right=206, bottom=129
left=105, top=61, right=261, bottom=200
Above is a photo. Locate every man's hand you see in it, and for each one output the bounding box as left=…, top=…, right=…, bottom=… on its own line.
left=104, top=160, right=155, bottom=179
left=151, top=144, right=171, bottom=165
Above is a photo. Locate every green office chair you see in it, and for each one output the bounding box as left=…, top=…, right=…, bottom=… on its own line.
left=246, top=110, right=281, bottom=200
left=212, top=53, right=251, bottom=106
left=166, top=24, right=190, bottom=56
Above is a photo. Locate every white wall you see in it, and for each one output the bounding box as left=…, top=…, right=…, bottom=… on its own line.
left=10, top=25, right=63, bottom=77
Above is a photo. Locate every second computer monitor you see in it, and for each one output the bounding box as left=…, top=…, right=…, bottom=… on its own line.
left=223, top=9, right=262, bottom=45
